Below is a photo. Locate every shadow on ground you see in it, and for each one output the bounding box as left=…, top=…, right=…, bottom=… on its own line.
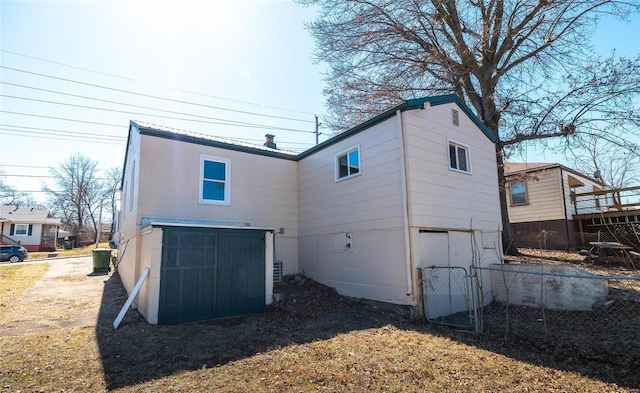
left=95, top=273, right=640, bottom=391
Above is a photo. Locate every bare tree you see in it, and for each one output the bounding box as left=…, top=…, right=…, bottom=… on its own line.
left=0, top=170, right=41, bottom=207
left=44, top=153, right=104, bottom=240
left=571, top=136, right=640, bottom=188
left=298, top=0, right=640, bottom=254
left=103, top=166, right=123, bottom=234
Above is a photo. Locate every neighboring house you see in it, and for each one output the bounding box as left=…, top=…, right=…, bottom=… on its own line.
left=0, top=205, right=62, bottom=252
left=117, top=94, right=504, bottom=325
left=504, top=162, right=607, bottom=249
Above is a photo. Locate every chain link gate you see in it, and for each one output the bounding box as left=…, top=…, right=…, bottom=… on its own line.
left=421, top=266, right=481, bottom=331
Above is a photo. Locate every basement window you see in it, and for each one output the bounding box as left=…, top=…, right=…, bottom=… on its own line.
left=335, top=145, right=360, bottom=181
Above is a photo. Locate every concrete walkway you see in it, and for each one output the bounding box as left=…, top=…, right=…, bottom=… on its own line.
left=0, top=257, right=114, bottom=337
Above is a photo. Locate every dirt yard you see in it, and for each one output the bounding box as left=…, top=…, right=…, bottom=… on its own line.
left=0, top=257, right=113, bottom=337
left=2, top=253, right=640, bottom=391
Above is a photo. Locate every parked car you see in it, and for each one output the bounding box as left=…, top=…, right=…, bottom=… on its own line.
left=0, top=245, right=28, bottom=263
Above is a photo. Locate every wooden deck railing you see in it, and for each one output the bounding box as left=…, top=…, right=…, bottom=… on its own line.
left=571, top=185, right=640, bottom=216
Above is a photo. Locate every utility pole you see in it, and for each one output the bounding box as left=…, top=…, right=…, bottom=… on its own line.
left=95, top=199, right=103, bottom=248
left=315, top=115, right=321, bottom=145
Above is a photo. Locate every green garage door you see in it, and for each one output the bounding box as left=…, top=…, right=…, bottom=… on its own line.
left=158, top=227, right=266, bottom=324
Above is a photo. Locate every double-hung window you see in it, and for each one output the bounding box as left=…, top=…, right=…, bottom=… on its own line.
left=510, top=181, right=528, bottom=205
left=448, top=140, right=471, bottom=173
left=15, top=224, right=29, bottom=236
left=335, top=146, right=360, bottom=181
left=200, top=155, right=230, bottom=205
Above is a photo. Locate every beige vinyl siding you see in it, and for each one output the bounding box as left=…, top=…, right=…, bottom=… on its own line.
left=403, top=105, right=502, bottom=231
left=118, top=127, right=142, bottom=294
left=507, top=168, right=565, bottom=223
left=134, top=134, right=299, bottom=275
left=563, top=171, right=604, bottom=216
left=298, top=117, right=410, bottom=304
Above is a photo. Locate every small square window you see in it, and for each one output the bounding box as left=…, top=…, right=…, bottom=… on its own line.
left=335, top=146, right=360, bottom=181
left=510, top=181, right=528, bottom=205
left=448, top=140, right=471, bottom=173
left=200, top=155, right=230, bottom=205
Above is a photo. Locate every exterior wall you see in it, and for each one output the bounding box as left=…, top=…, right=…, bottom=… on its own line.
left=7, top=223, right=42, bottom=250
left=298, top=105, right=502, bottom=306
left=138, top=226, right=162, bottom=324
left=298, top=116, right=411, bottom=305
left=507, top=167, right=605, bottom=223
left=562, top=171, right=606, bottom=215
left=507, top=168, right=565, bottom=223
left=118, top=127, right=142, bottom=295
left=510, top=219, right=577, bottom=249
left=118, top=125, right=298, bottom=321
left=403, top=105, right=501, bottom=232
left=136, top=134, right=299, bottom=275
left=403, top=105, right=502, bottom=272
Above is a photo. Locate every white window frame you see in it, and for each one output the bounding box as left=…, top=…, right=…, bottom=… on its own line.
left=509, top=180, right=528, bottom=206
left=15, top=224, right=29, bottom=236
left=447, top=139, right=472, bottom=174
left=199, top=154, right=231, bottom=206
left=334, top=145, right=361, bottom=182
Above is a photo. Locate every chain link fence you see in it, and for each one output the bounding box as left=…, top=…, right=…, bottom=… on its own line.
left=475, top=264, right=640, bottom=356
left=423, top=263, right=640, bottom=356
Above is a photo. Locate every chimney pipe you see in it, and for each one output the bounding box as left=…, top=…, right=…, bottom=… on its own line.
left=264, top=134, right=277, bottom=149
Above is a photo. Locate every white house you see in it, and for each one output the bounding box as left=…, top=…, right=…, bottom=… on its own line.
left=116, top=94, right=503, bottom=324
left=0, top=206, right=61, bottom=252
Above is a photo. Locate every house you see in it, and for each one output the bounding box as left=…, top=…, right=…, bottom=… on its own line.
left=116, top=94, right=504, bottom=324
left=0, top=205, right=62, bottom=252
left=504, top=162, right=607, bottom=249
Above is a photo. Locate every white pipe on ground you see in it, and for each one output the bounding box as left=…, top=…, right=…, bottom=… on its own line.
left=113, top=267, right=150, bottom=329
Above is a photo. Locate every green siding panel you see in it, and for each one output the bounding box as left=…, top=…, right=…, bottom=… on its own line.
left=159, top=227, right=265, bottom=324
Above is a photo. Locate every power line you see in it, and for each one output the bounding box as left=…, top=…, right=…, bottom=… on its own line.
left=1, top=94, right=313, bottom=133
left=0, top=110, right=124, bottom=127
left=2, top=49, right=317, bottom=117
left=0, top=164, right=50, bottom=169
left=172, top=87, right=317, bottom=116
left=2, top=82, right=312, bottom=128
left=1, top=49, right=136, bottom=81
left=0, top=124, right=126, bottom=140
left=0, top=128, right=126, bottom=144
left=1, top=66, right=314, bottom=124
left=0, top=130, right=125, bottom=145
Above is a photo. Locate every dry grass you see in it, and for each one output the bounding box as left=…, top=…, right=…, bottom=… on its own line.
left=28, top=242, right=112, bottom=261
left=0, top=263, right=48, bottom=317
left=1, top=271, right=639, bottom=392
left=0, top=323, right=631, bottom=392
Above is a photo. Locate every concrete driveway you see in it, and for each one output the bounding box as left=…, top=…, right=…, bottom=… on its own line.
left=0, top=257, right=121, bottom=337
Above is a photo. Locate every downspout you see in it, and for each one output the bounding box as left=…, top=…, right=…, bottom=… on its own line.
left=559, top=168, right=571, bottom=248
left=396, top=110, right=413, bottom=296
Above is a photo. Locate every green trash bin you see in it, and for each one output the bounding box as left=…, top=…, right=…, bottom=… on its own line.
left=64, top=240, right=74, bottom=250
left=92, top=248, right=112, bottom=272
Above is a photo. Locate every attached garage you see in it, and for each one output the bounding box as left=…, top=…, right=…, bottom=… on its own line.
left=150, top=226, right=271, bottom=324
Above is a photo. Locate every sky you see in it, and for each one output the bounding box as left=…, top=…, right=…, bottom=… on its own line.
left=1, top=0, right=639, bottom=204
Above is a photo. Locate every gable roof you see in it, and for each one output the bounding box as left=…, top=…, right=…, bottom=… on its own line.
left=122, top=94, right=496, bottom=187
left=504, top=162, right=605, bottom=186
left=297, top=94, right=496, bottom=159
left=0, top=206, right=60, bottom=225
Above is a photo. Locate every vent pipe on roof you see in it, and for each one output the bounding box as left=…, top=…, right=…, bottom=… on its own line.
left=264, top=134, right=277, bottom=149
